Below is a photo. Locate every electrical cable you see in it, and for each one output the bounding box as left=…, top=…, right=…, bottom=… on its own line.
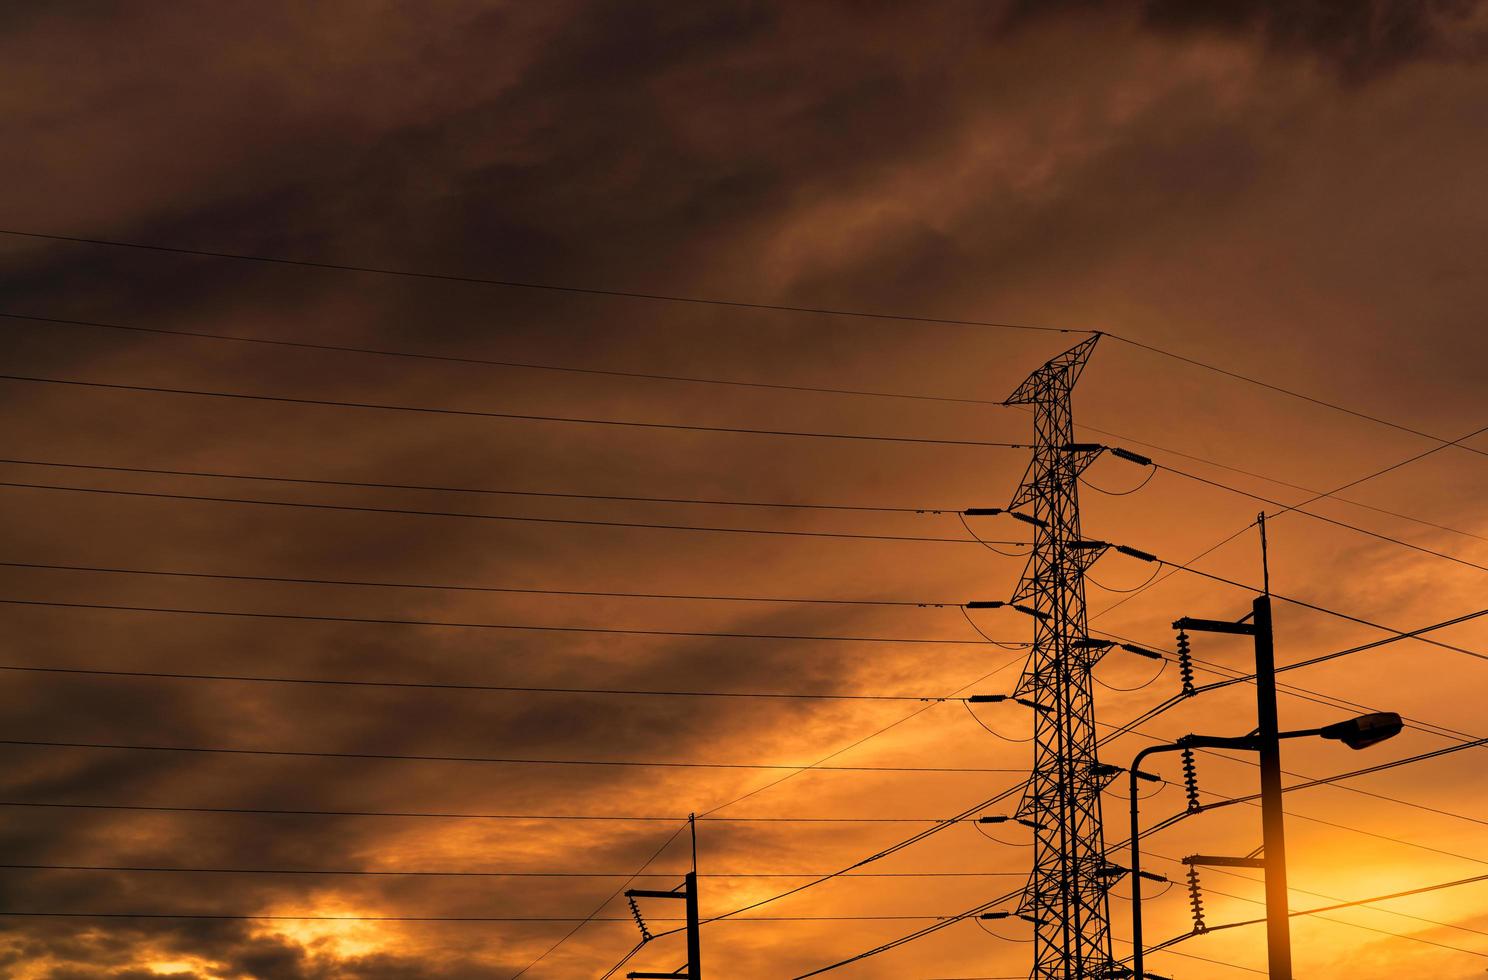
left=696, top=647, right=1030, bottom=818
left=0, top=802, right=966, bottom=824
left=0, top=228, right=1079, bottom=334
left=0, top=663, right=967, bottom=703
left=0, top=480, right=1031, bottom=547
left=1076, top=421, right=1488, bottom=544
left=508, top=820, right=689, bottom=979
left=1149, top=872, right=1488, bottom=959
left=961, top=701, right=1035, bottom=743
left=1084, top=563, right=1162, bottom=594
left=1193, top=736, right=1488, bottom=817
left=973, top=916, right=1033, bottom=942
left=0, top=595, right=1028, bottom=646
left=1165, top=562, right=1488, bottom=663
left=972, top=820, right=1034, bottom=847
left=0, top=558, right=958, bottom=608
left=0, top=374, right=1038, bottom=449
left=1146, top=851, right=1488, bottom=940
left=0, top=664, right=994, bottom=708
left=0, top=737, right=1028, bottom=773
left=1101, top=331, right=1488, bottom=459
left=1158, top=462, right=1488, bottom=577
left=1086, top=521, right=1256, bottom=623
left=0, top=863, right=1025, bottom=880
left=1091, top=657, right=1166, bottom=693
left=956, top=512, right=1030, bottom=558
left=0, top=311, right=1012, bottom=406
left=1078, top=466, right=1156, bottom=496
left=13, top=227, right=1477, bottom=467
left=958, top=605, right=1031, bottom=650
left=0, top=455, right=950, bottom=514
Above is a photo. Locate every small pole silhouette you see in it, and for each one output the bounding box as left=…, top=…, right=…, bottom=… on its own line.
left=626, top=814, right=701, bottom=979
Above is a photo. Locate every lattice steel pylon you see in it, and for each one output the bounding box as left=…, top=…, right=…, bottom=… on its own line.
left=1005, top=335, right=1118, bottom=979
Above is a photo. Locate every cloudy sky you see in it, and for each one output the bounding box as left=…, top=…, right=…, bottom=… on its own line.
left=1, top=1, right=1487, bottom=977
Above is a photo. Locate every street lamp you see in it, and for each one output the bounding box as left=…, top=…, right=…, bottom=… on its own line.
left=1127, top=712, right=1402, bottom=980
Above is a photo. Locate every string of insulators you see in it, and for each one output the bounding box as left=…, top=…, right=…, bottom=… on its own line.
left=1181, top=747, right=1201, bottom=812
left=627, top=894, right=653, bottom=942
left=1186, top=865, right=1207, bottom=934
left=1175, top=629, right=1195, bottom=696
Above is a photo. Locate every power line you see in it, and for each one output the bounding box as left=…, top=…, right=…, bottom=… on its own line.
left=10, top=227, right=1473, bottom=462
left=0, top=480, right=1025, bottom=547
left=0, top=228, right=1078, bottom=334
left=0, top=863, right=1025, bottom=879
left=0, top=455, right=947, bottom=514
left=1154, top=872, right=1488, bottom=960
left=0, top=558, right=957, bottom=607
left=0, top=596, right=1025, bottom=645
left=1102, top=332, right=1488, bottom=459
left=0, top=663, right=960, bottom=703
left=1162, top=562, right=1488, bottom=663
left=0, top=911, right=960, bottom=923
left=1157, top=462, right=1488, bottom=576
left=0, top=737, right=1027, bottom=773
left=11, top=227, right=1480, bottom=461
left=0, top=374, right=1036, bottom=449
left=1193, top=736, right=1488, bottom=817
left=0, top=311, right=1009, bottom=406
left=1078, top=426, right=1488, bottom=544
left=0, top=801, right=963, bottom=823
left=1145, top=852, right=1488, bottom=940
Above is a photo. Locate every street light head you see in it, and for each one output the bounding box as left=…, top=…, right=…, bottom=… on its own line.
left=1319, top=711, right=1403, bottom=750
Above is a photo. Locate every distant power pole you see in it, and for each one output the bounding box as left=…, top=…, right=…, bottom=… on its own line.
left=1005, top=336, right=1118, bottom=978
left=626, top=815, right=701, bottom=979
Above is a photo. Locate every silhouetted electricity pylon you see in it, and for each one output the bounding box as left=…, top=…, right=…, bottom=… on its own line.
left=1005, top=336, right=1119, bottom=978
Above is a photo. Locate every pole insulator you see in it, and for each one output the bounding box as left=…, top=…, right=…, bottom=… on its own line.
left=1186, top=865, right=1207, bottom=934
left=1180, top=747, right=1200, bottom=813
left=1175, top=630, right=1195, bottom=696
left=627, top=894, right=653, bottom=942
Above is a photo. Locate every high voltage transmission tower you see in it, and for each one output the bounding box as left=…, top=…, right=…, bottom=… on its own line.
left=1005, top=336, right=1119, bottom=979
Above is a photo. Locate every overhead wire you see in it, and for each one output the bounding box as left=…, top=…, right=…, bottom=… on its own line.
left=0, top=663, right=967, bottom=703
left=0, top=229, right=1080, bottom=334
left=0, top=455, right=950, bottom=514
left=0, top=557, right=961, bottom=608
left=0, top=595, right=1028, bottom=645
left=1100, top=331, right=1488, bottom=459
left=0, top=863, right=1026, bottom=880
left=0, top=373, right=1042, bottom=450
left=1158, top=461, right=1488, bottom=577
left=0, top=737, right=1027, bottom=773
left=8, top=226, right=1478, bottom=463
left=0, top=802, right=966, bottom=824
left=508, top=819, right=689, bottom=980
left=0, top=311, right=1011, bottom=405
left=1146, top=851, right=1488, bottom=940
left=0, top=480, right=1031, bottom=547
left=695, top=646, right=1030, bottom=817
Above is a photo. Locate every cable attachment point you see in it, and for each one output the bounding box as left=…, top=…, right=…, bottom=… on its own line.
left=627, top=894, right=653, bottom=942
left=1180, top=747, right=1200, bottom=812
left=1185, top=865, right=1207, bottom=935
left=1175, top=629, right=1195, bottom=696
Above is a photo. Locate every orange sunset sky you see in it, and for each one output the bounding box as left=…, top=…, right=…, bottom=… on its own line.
left=2, top=2, right=1487, bottom=978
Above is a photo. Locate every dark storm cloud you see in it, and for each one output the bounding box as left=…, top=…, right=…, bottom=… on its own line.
left=1005, top=0, right=1488, bottom=81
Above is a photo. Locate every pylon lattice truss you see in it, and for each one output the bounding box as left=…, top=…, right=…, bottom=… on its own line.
left=1006, top=336, right=1119, bottom=979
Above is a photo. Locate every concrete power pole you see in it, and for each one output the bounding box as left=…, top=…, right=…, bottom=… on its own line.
left=1005, top=336, right=1118, bottom=978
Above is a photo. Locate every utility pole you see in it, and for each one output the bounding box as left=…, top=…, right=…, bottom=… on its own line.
left=1252, top=515, right=1291, bottom=980
left=1005, top=335, right=1118, bottom=979
left=1172, top=516, right=1290, bottom=979
left=626, top=814, right=701, bottom=980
